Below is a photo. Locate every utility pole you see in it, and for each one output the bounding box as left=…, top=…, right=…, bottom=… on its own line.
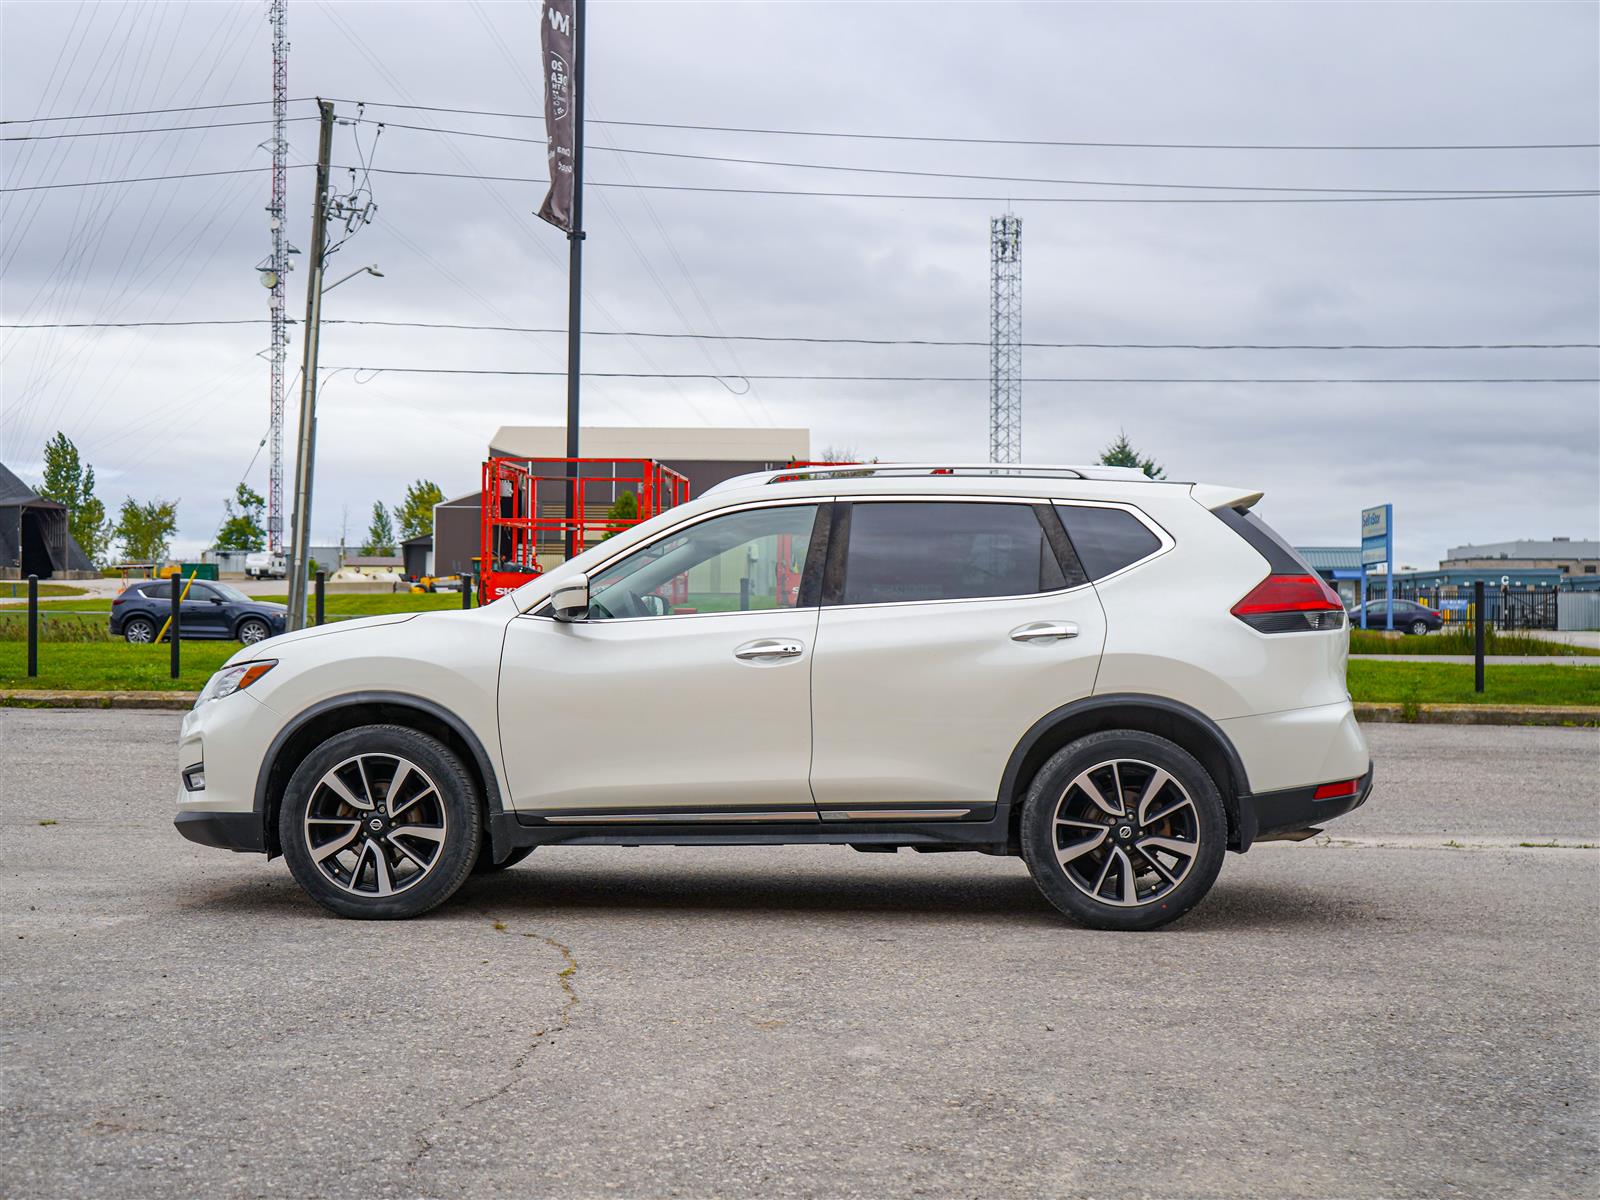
left=286, top=99, right=335, bottom=632
left=562, top=0, right=586, bottom=559
left=265, top=0, right=289, bottom=554
left=988, top=214, right=1022, bottom=464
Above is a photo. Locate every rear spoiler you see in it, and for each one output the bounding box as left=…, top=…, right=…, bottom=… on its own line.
left=1190, top=483, right=1263, bottom=512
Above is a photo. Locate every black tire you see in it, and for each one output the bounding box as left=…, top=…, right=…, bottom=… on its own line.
left=1409, top=620, right=1429, bottom=636
left=123, top=616, right=157, bottom=644
left=279, top=724, right=481, bottom=919
left=1019, top=730, right=1227, bottom=931
left=473, top=843, right=534, bottom=874
left=237, top=617, right=272, bottom=645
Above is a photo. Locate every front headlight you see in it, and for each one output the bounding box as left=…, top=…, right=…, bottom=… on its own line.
left=196, top=660, right=277, bottom=706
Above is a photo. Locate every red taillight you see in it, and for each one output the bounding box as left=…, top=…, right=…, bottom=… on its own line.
left=1232, top=574, right=1344, bottom=633
left=1313, top=779, right=1361, bottom=801
left=112, top=595, right=126, bottom=606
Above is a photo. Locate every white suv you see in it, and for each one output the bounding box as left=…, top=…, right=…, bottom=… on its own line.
left=176, top=465, right=1371, bottom=930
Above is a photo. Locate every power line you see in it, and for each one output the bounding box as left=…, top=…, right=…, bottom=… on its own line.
left=3, top=319, right=1594, bottom=352
left=362, top=167, right=1599, bottom=204
left=1, top=115, right=320, bottom=143
left=325, top=100, right=1600, bottom=151
left=0, top=97, right=312, bottom=125
left=0, top=164, right=299, bottom=193
left=365, top=121, right=1592, bottom=196
left=330, top=366, right=1600, bottom=384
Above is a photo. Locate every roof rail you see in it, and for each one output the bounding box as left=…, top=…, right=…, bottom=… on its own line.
left=761, top=463, right=1167, bottom=484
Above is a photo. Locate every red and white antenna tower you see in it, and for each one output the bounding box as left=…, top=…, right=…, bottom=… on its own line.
left=265, top=0, right=289, bottom=551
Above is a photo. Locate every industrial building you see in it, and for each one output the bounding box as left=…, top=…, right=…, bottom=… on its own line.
left=0, top=462, right=97, bottom=580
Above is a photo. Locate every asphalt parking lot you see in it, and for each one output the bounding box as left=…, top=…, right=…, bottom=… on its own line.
left=2, top=712, right=1596, bottom=1200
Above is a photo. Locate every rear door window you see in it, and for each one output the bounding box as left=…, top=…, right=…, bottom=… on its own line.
left=839, top=501, right=1065, bottom=605
left=1055, top=504, right=1162, bottom=580
left=141, top=583, right=170, bottom=600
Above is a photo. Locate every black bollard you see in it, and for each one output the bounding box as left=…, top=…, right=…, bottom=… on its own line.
left=315, top=571, right=326, bottom=626
left=462, top=574, right=474, bottom=610
left=170, top=573, right=181, bottom=680
left=26, top=573, right=38, bottom=678
left=1473, top=580, right=1486, bottom=694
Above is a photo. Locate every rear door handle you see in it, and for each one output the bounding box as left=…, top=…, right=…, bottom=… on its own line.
left=1010, top=621, right=1078, bottom=643
left=734, top=638, right=804, bottom=662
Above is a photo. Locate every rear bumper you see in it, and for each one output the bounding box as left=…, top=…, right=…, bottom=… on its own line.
left=1235, top=761, right=1374, bottom=851
left=174, top=810, right=264, bottom=853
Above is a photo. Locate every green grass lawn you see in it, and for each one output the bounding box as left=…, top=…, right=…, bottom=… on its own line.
left=0, top=582, right=86, bottom=600
left=0, top=641, right=237, bottom=691
left=1347, top=660, right=1600, bottom=707
left=1349, top=628, right=1600, bottom=657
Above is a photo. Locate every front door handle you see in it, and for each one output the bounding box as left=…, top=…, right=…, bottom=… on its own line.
left=1010, top=621, right=1079, bottom=643
left=734, top=638, right=804, bottom=662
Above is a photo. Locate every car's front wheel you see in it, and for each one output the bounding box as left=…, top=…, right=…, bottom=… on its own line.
left=237, top=617, right=272, bottom=644
left=1020, top=730, right=1226, bottom=931
left=279, top=725, right=481, bottom=919
left=123, top=616, right=157, bottom=644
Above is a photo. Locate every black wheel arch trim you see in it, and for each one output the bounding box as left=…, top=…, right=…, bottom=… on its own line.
left=994, top=693, right=1253, bottom=843
left=252, top=691, right=507, bottom=858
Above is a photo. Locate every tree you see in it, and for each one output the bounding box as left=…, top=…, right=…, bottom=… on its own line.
left=362, top=502, right=397, bottom=556
left=599, top=489, right=638, bottom=540
left=1098, top=430, right=1166, bottom=479
left=394, top=478, right=445, bottom=541
left=114, top=497, right=179, bottom=565
left=37, top=431, right=112, bottom=565
left=214, top=484, right=267, bottom=552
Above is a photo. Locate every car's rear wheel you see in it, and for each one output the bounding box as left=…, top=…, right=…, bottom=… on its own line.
left=237, top=617, right=272, bottom=644
left=1020, top=730, right=1226, bottom=931
left=1409, top=620, right=1429, bottom=636
left=123, top=616, right=157, bottom=644
left=280, top=725, right=480, bottom=919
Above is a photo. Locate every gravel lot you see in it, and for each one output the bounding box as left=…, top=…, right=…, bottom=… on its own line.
left=2, top=712, right=1596, bottom=1200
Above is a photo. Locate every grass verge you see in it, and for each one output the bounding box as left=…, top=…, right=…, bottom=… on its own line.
left=0, top=641, right=237, bottom=691
left=0, top=582, right=87, bottom=600
left=1347, top=660, right=1600, bottom=707
left=1349, top=628, right=1600, bottom=657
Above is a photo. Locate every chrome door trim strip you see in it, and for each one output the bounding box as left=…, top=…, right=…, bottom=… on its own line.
left=542, top=810, right=822, bottom=824
left=819, top=809, right=973, bottom=821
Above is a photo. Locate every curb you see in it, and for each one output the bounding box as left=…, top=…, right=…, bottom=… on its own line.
left=0, top=690, right=198, bottom=710
left=3, top=691, right=1597, bottom=726
left=1352, top=702, right=1600, bottom=727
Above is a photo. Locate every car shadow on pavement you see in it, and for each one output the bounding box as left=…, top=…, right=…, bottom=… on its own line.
left=177, top=858, right=1385, bottom=933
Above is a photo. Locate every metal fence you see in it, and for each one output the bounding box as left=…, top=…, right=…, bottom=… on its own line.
left=1367, top=582, right=1561, bottom=630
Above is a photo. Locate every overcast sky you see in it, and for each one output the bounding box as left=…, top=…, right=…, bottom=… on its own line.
left=3, top=0, right=1597, bottom=564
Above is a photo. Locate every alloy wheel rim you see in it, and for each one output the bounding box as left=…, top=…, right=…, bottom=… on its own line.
left=240, top=622, right=267, bottom=644
left=303, top=753, right=448, bottom=898
left=127, top=622, right=153, bottom=643
left=1051, top=758, right=1201, bottom=908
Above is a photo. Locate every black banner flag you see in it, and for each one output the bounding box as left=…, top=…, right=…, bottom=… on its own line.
left=537, top=0, right=577, bottom=231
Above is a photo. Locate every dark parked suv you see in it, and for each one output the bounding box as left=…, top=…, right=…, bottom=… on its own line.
left=1348, top=599, right=1443, bottom=635
left=110, top=580, right=287, bottom=645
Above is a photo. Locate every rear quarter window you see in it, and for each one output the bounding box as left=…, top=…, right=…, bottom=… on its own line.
left=1055, top=504, right=1162, bottom=580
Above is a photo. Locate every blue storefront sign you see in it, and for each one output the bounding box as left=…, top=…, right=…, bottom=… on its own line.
left=1360, top=504, right=1394, bottom=631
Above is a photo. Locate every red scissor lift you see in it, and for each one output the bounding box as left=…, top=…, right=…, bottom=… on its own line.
left=479, top=456, right=691, bottom=602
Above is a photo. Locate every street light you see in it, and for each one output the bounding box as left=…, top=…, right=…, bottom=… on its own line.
left=285, top=260, right=386, bottom=631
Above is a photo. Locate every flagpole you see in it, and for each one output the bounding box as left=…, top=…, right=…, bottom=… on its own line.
left=562, top=0, right=585, bottom=560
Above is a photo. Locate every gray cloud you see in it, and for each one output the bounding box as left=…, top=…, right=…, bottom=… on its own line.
left=2, top=0, right=1596, bottom=566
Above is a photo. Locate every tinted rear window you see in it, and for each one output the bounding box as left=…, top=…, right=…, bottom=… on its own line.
left=1055, top=504, right=1162, bottom=580
left=841, top=502, right=1065, bottom=604
left=140, top=583, right=170, bottom=600
left=1213, top=506, right=1314, bottom=575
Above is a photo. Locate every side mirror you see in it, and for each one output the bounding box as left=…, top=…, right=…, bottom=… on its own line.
left=210, top=595, right=224, bottom=604
left=549, top=574, right=590, bottom=622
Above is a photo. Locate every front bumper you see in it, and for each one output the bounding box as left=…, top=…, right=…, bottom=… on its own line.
left=174, top=810, right=264, bottom=852
left=1235, top=761, right=1374, bottom=851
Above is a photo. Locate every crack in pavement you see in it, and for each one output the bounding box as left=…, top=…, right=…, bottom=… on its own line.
left=405, top=920, right=580, bottom=1177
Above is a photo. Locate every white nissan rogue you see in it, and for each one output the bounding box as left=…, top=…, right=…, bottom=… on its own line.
left=176, top=464, right=1372, bottom=930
